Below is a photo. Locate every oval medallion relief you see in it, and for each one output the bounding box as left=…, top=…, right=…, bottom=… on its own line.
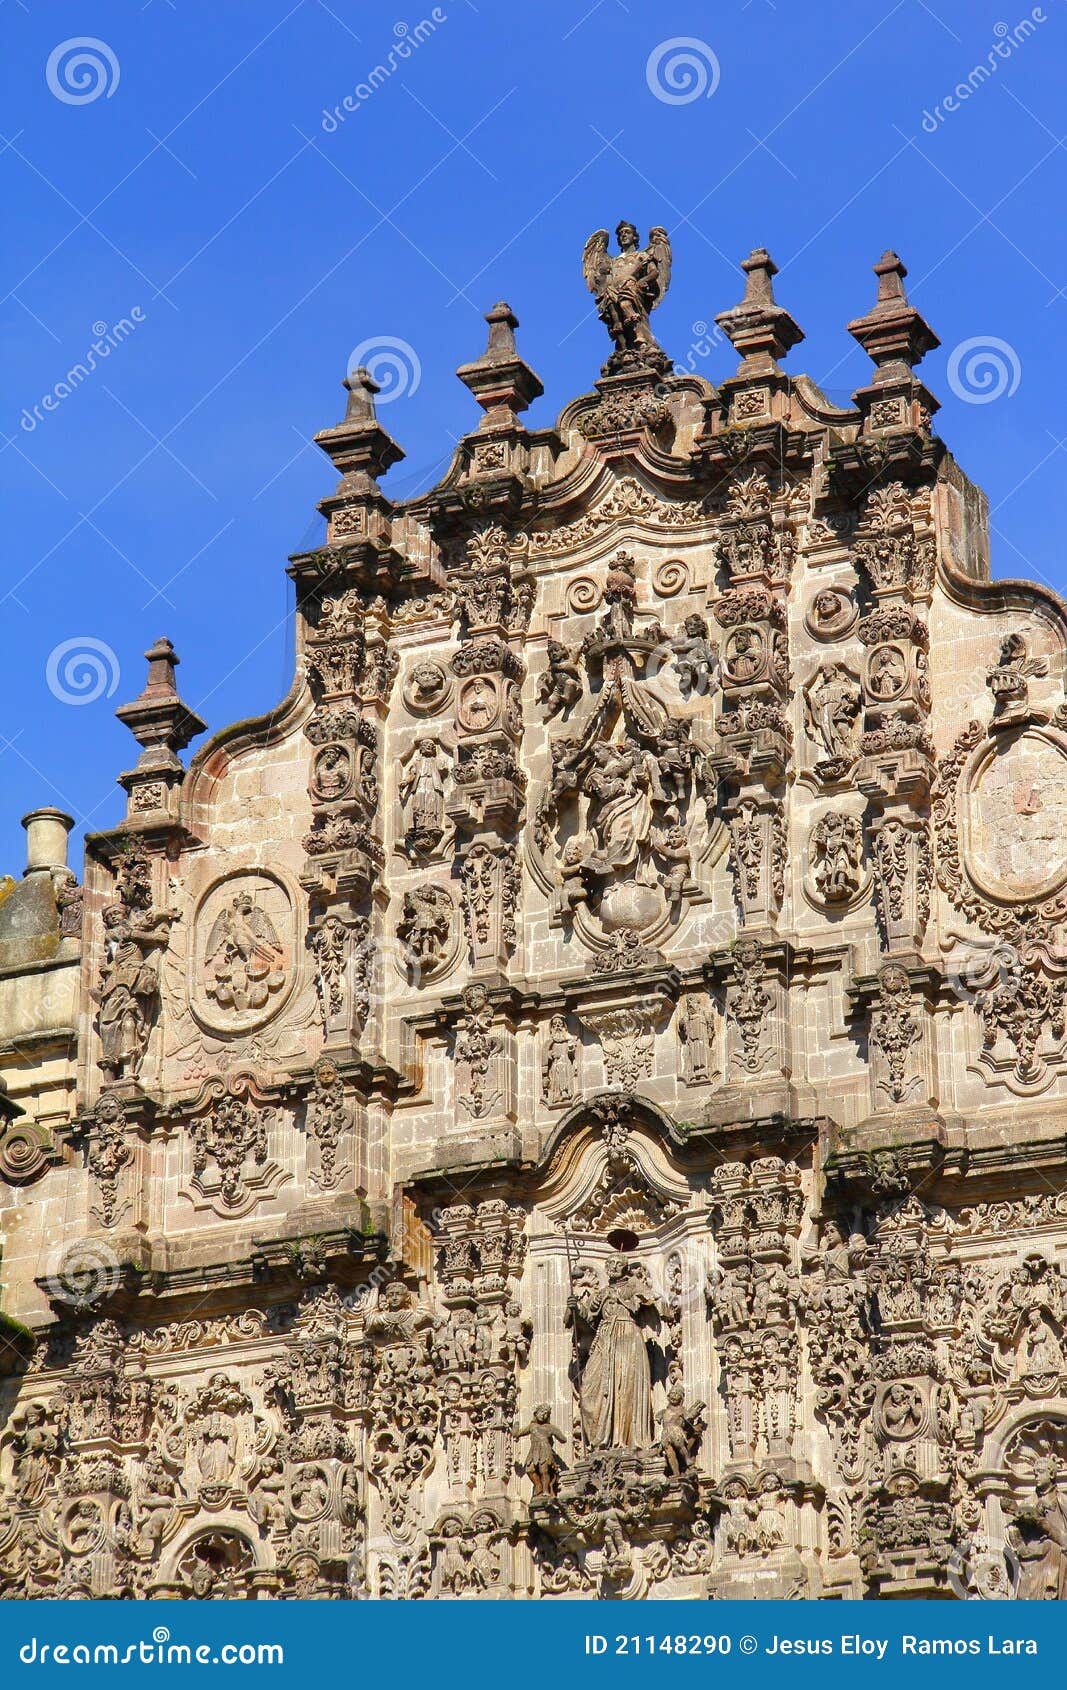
left=963, top=730, right=1067, bottom=905
left=189, top=871, right=296, bottom=1035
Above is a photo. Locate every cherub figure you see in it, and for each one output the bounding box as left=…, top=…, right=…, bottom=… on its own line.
left=673, top=614, right=719, bottom=700
left=656, top=722, right=692, bottom=813
left=558, top=835, right=593, bottom=913
left=252, top=1456, right=287, bottom=1534
left=658, top=1384, right=707, bottom=1478
left=537, top=641, right=583, bottom=719
left=653, top=823, right=691, bottom=913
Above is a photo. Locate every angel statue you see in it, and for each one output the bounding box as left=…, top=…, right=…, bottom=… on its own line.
left=581, top=221, right=672, bottom=374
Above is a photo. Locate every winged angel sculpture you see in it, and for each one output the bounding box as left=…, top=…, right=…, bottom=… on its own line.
left=582, top=221, right=672, bottom=375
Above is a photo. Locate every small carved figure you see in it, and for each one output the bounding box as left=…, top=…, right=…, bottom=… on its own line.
left=707, top=1260, right=752, bottom=1332
left=311, top=743, right=351, bottom=801
left=881, top=1382, right=924, bottom=1439
left=134, top=1453, right=181, bottom=1556
left=656, top=723, right=691, bottom=813
left=397, top=884, right=453, bottom=973
left=339, top=1466, right=362, bottom=1526
left=566, top=1258, right=660, bottom=1450
left=866, top=644, right=906, bottom=700
left=537, top=641, right=582, bottom=719
left=454, top=983, right=501, bottom=1119
left=405, top=659, right=450, bottom=714
left=399, top=737, right=451, bottom=848
left=1008, top=1458, right=1067, bottom=1599
left=811, top=811, right=863, bottom=902
left=558, top=836, right=592, bottom=912
left=517, top=1405, right=566, bottom=1498
left=97, top=905, right=159, bottom=1080
left=804, top=663, right=861, bottom=768
left=658, top=1384, right=706, bottom=1478
left=9, top=1402, right=61, bottom=1506
left=807, top=587, right=855, bottom=640
left=252, top=1456, right=287, bottom=1533
left=504, top=1299, right=531, bottom=1366
left=652, top=823, right=691, bottom=912
left=55, top=871, right=84, bottom=938
left=542, top=1015, right=579, bottom=1105
left=438, top=1518, right=470, bottom=1595
left=672, top=615, right=719, bottom=700
left=725, top=625, right=764, bottom=683
left=1014, top=1306, right=1064, bottom=1381
left=678, top=993, right=714, bottom=1083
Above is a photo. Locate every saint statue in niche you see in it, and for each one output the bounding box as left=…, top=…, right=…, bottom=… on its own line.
left=566, top=1257, right=660, bottom=1449
left=542, top=1014, right=579, bottom=1105
left=399, top=736, right=451, bottom=847
left=1008, top=1458, right=1067, bottom=1600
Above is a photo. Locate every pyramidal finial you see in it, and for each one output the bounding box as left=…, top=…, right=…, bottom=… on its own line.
left=456, top=299, right=543, bottom=424
left=873, top=250, right=909, bottom=306
left=313, top=356, right=404, bottom=486
left=716, top=248, right=804, bottom=375
left=482, top=301, right=520, bottom=362
left=342, top=365, right=382, bottom=424
left=115, top=637, right=206, bottom=771
left=141, top=636, right=180, bottom=698
left=740, top=248, right=779, bottom=308
left=847, top=249, right=939, bottom=383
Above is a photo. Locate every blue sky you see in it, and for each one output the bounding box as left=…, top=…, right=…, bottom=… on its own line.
left=2, top=0, right=1066, bottom=874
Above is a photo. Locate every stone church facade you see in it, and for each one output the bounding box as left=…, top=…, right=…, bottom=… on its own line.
left=2, top=232, right=1067, bottom=1601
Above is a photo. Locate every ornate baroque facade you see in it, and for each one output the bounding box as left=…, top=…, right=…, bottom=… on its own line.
left=2, top=232, right=1067, bottom=1601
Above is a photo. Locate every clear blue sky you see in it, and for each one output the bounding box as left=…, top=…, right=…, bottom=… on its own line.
left=3, top=0, right=1066, bottom=875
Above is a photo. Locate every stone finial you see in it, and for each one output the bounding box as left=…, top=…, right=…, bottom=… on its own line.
left=313, top=363, right=405, bottom=488
left=456, top=301, right=544, bottom=424
left=115, top=638, right=206, bottom=770
left=715, top=248, right=804, bottom=375
left=21, top=808, right=73, bottom=876
left=847, top=251, right=940, bottom=383
left=342, top=365, right=382, bottom=425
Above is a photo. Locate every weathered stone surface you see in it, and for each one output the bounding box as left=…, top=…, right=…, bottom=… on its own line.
left=2, top=243, right=1067, bottom=1601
